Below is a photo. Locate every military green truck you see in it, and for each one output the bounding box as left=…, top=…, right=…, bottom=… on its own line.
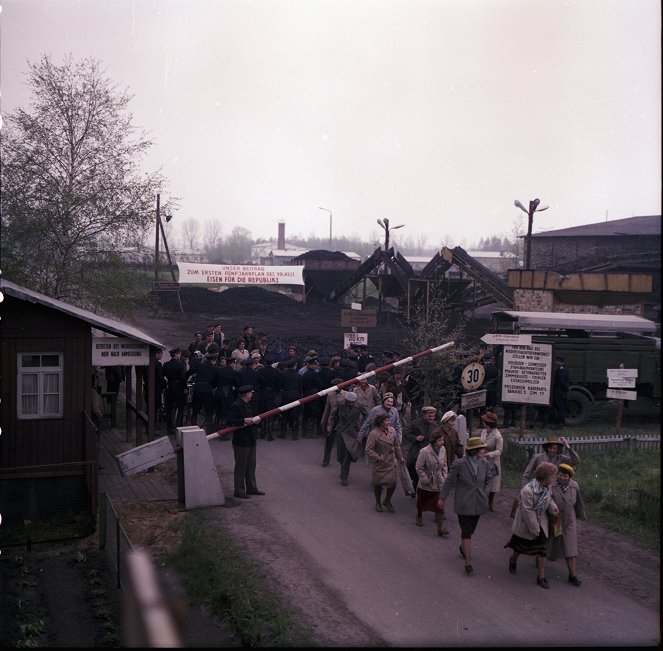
left=490, top=311, right=660, bottom=426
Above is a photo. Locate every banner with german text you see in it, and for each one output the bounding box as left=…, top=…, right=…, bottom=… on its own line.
left=177, top=262, right=305, bottom=286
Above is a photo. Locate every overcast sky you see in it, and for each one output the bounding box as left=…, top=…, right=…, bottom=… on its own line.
left=1, top=0, right=660, bottom=249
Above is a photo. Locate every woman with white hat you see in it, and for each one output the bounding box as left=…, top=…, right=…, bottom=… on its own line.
left=439, top=436, right=499, bottom=575
left=439, top=410, right=464, bottom=471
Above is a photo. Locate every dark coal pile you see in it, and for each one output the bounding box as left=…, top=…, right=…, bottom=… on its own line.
left=151, top=286, right=310, bottom=316
left=140, top=285, right=414, bottom=359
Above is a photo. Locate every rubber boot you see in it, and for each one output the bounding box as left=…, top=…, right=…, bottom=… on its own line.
left=374, top=485, right=383, bottom=512
left=488, top=492, right=495, bottom=512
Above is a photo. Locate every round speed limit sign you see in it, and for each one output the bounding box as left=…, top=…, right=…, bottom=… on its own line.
left=461, top=362, right=485, bottom=391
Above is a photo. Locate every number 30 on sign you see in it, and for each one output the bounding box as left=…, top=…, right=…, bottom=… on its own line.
left=461, top=362, right=485, bottom=391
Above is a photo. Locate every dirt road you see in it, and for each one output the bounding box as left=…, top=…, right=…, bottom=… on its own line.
left=204, top=435, right=660, bottom=647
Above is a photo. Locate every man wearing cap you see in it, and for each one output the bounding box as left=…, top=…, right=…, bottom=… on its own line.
left=187, top=331, right=203, bottom=356
left=163, top=348, right=187, bottom=430
left=213, top=356, right=239, bottom=432
left=404, top=406, right=439, bottom=493
left=439, top=436, right=498, bottom=574
left=551, top=355, right=571, bottom=428
left=191, top=353, right=218, bottom=432
left=255, top=355, right=282, bottom=440
left=226, top=385, right=264, bottom=498
left=521, top=435, right=580, bottom=487
left=278, top=357, right=303, bottom=439
left=301, top=356, right=324, bottom=437
left=236, top=356, right=260, bottom=393
left=329, top=390, right=368, bottom=485
left=547, top=463, right=586, bottom=586
left=356, top=344, right=374, bottom=373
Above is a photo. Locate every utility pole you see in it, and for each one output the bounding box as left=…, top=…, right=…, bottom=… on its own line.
left=514, top=198, right=548, bottom=269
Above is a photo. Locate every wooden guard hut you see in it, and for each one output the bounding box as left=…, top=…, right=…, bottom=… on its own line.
left=0, top=279, right=165, bottom=532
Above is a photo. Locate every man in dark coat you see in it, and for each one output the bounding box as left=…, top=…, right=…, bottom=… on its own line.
left=163, top=348, right=187, bottom=429
left=226, top=385, right=264, bottom=499
left=255, top=356, right=282, bottom=440
left=236, top=357, right=260, bottom=402
left=301, top=357, right=325, bottom=437
left=191, top=353, right=218, bottom=432
left=551, top=355, right=571, bottom=427
left=403, top=405, right=439, bottom=491
left=213, top=356, right=239, bottom=431
left=279, top=358, right=303, bottom=439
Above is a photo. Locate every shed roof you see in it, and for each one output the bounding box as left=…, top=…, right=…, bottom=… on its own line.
left=532, top=214, right=660, bottom=238
left=492, top=310, right=657, bottom=334
left=1, top=279, right=165, bottom=348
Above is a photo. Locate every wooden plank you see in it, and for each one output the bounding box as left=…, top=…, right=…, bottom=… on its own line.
left=116, top=436, right=176, bottom=476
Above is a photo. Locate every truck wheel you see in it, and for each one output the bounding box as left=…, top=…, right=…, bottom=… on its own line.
left=565, top=391, right=591, bottom=426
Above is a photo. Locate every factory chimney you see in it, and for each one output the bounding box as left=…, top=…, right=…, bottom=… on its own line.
left=277, top=221, right=285, bottom=250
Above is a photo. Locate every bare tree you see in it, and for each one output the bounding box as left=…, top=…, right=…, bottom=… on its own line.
left=182, top=218, right=201, bottom=252
left=203, top=219, right=223, bottom=252
left=0, top=54, right=167, bottom=314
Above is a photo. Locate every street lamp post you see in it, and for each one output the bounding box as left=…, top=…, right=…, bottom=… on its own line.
left=318, top=207, right=332, bottom=250
left=514, top=198, right=548, bottom=269
left=376, top=217, right=405, bottom=252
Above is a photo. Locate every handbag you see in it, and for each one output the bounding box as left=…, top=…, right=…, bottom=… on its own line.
left=549, top=513, right=563, bottom=537
left=397, top=459, right=415, bottom=497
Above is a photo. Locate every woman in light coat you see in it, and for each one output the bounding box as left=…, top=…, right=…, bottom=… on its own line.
left=547, top=463, right=586, bottom=586
left=479, top=411, right=503, bottom=512
left=365, top=412, right=405, bottom=513
left=505, top=461, right=559, bottom=589
left=415, top=429, right=448, bottom=536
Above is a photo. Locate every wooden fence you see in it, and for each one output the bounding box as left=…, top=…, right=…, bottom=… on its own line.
left=504, top=434, right=660, bottom=469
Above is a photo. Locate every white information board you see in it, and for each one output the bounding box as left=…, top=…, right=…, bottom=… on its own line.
left=344, top=332, right=368, bottom=348
left=92, top=337, right=150, bottom=365
left=500, top=343, right=553, bottom=405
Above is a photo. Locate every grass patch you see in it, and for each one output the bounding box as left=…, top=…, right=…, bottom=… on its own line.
left=502, top=429, right=660, bottom=553
left=169, top=512, right=313, bottom=647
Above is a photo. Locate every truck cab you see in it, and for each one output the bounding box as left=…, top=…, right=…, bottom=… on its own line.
left=490, top=311, right=660, bottom=426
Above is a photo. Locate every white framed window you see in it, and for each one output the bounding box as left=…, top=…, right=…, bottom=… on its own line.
left=17, top=353, right=64, bottom=419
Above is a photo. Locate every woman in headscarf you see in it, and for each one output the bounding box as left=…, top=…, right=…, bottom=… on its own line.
left=365, top=412, right=405, bottom=513
left=505, top=461, right=560, bottom=589
left=414, top=428, right=449, bottom=536
left=547, top=463, right=586, bottom=587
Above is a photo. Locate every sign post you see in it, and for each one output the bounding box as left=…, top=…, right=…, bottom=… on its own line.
left=607, top=366, right=638, bottom=432
left=460, top=363, right=485, bottom=433
left=500, top=343, right=553, bottom=438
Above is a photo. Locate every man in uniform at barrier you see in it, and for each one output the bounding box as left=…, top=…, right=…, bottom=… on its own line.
left=226, top=385, right=265, bottom=499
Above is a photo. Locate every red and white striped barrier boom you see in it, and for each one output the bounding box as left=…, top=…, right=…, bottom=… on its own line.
left=206, top=340, right=455, bottom=442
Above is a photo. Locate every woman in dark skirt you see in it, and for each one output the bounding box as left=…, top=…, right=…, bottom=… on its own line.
left=414, top=429, right=449, bottom=536
left=505, top=461, right=559, bottom=589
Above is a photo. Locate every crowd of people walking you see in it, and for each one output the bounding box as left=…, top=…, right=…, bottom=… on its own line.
left=155, top=323, right=584, bottom=589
